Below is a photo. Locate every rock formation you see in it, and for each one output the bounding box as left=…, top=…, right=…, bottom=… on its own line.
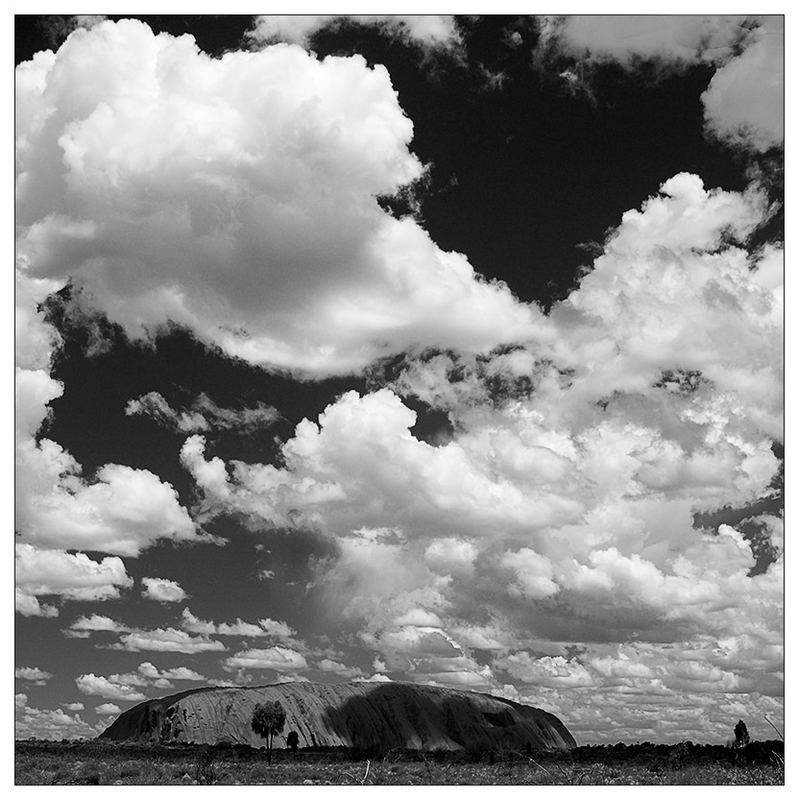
left=99, top=681, right=575, bottom=751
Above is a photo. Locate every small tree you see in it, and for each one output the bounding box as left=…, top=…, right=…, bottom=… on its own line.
left=286, top=730, right=300, bottom=759
left=251, top=701, right=287, bottom=764
left=734, top=720, right=750, bottom=748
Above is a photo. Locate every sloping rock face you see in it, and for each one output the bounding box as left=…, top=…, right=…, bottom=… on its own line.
left=99, top=682, right=575, bottom=751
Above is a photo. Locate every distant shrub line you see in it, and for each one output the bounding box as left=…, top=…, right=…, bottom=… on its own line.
left=16, top=737, right=784, bottom=768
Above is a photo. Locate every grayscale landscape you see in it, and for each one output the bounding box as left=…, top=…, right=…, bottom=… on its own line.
left=15, top=12, right=784, bottom=787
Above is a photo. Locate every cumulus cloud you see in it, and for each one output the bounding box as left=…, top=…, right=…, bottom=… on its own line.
left=175, top=170, right=781, bottom=721
left=448, top=622, right=512, bottom=652
left=110, top=627, right=226, bottom=654
left=76, top=673, right=147, bottom=702
left=541, top=15, right=783, bottom=152
left=258, top=618, right=296, bottom=638
left=16, top=19, right=539, bottom=376
left=141, top=577, right=188, bottom=603
left=497, top=635, right=783, bottom=742
left=16, top=273, right=208, bottom=579
left=497, top=652, right=595, bottom=689
left=181, top=388, right=584, bottom=537
left=222, top=646, right=308, bottom=673
left=182, top=172, right=782, bottom=559
left=66, top=614, right=129, bottom=637
left=34, top=14, right=107, bottom=49
left=424, top=538, right=478, bottom=576
left=15, top=270, right=63, bottom=374
left=502, top=549, right=559, bottom=600
left=15, top=666, right=54, bottom=684
left=245, top=14, right=460, bottom=50
left=16, top=274, right=209, bottom=637
left=15, top=364, right=62, bottom=442
left=15, top=696, right=99, bottom=740
left=136, top=662, right=206, bottom=683
left=315, top=658, right=365, bottom=679
left=15, top=588, right=58, bottom=618
left=100, top=662, right=206, bottom=692
left=551, top=174, right=782, bottom=447
left=16, top=453, right=205, bottom=557
left=95, top=702, right=121, bottom=716
left=701, top=17, right=784, bottom=152
left=126, top=391, right=280, bottom=434
left=358, top=673, right=393, bottom=683
left=15, top=356, right=208, bottom=610
left=16, top=544, right=133, bottom=607
left=15, top=349, right=207, bottom=622
left=361, top=618, right=495, bottom=690
left=13, top=16, right=782, bottom=741
left=15, top=337, right=210, bottom=594
left=180, top=607, right=294, bottom=638
left=274, top=674, right=310, bottom=685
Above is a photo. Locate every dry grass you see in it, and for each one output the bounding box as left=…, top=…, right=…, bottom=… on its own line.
left=15, top=741, right=784, bottom=786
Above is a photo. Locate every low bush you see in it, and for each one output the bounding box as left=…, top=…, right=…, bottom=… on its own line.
left=193, top=745, right=217, bottom=784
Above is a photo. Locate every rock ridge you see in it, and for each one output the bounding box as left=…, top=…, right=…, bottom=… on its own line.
left=99, top=681, right=576, bottom=751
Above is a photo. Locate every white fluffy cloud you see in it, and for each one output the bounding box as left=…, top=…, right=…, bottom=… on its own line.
left=701, top=17, right=784, bottom=152
left=15, top=307, right=208, bottom=611
left=15, top=695, right=99, bottom=740
left=497, top=653, right=595, bottom=689
left=222, top=646, right=308, bottom=673
left=15, top=270, right=63, bottom=374
left=141, top=577, right=188, bottom=603
left=98, top=662, right=206, bottom=693
left=502, top=548, right=559, bottom=600
left=359, top=673, right=393, bottom=683
left=177, top=170, right=781, bottom=725
left=16, top=451, right=203, bottom=557
left=76, top=673, right=147, bottom=702
left=183, top=172, right=781, bottom=557
left=257, top=618, right=296, bottom=638
left=67, top=614, right=129, bottom=635
left=126, top=391, right=280, bottom=433
left=111, top=627, right=226, bottom=654
left=13, top=17, right=782, bottom=741
left=15, top=666, right=54, bottom=684
left=16, top=19, right=538, bottom=376
left=15, top=365, right=62, bottom=442
left=316, top=658, right=365, bottom=679
left=95, top=702, right=122, bottom=716
left=136, top=662, right=206, bottom=683
left=15, top=589, right=58, bottom=618
left=17, top=244, right=206, bottom=592
left=17, top=230, right=207, bottom=607
left=15, top=360, right=206, bottom=608
left=16, top=274, right=207, bottom=597
left=424, top=538, right=478, bottom=576
left=542, top=15, right=783, bottom=152
left=497, top=634, right=783, bottom=743
left=181, top=388, right=584, bottom=537
left=245, top=15, right=460, bottom=49
left=180, top=607, right=295, bottom=638
left=16, top=543, right=133, bottom=606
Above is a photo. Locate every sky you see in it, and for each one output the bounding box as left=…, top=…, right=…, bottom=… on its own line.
left=13, top=12, right=784, bottom=746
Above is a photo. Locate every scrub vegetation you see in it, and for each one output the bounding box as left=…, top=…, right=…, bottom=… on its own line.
left=15, top=739, right=784, bottom=786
